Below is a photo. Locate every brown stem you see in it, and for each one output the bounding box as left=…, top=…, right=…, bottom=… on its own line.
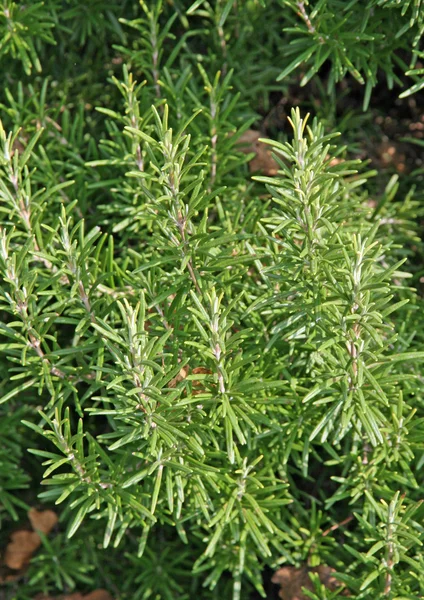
left=151, top=32, right=161, bottom=99
left=218, top=25, right=228, bottom=76
left=362, top=442, right=371, bottom=465
left=296, top=1, right=324, bottom=43
left=187, top=258, right=202, bottom=295
left=78, top=280, right=95, bottom=323
left=56, top=430, right=93, bottom=485
left=136, top=144, right=144, bottom=171
left=210, top=127, right=217, bottom=188
left=209, top=96, right=218, bottom=190
left=322, top=515, right=353, bottom=537
left=347, top=311, right=361, bottom=391
left=178, top=217, right=202, bottom=295
left=384, top=514, right=394, bottom=596
left=10, top=166, right=54, bottom=271
left=28, top=333, right=66, bottom=380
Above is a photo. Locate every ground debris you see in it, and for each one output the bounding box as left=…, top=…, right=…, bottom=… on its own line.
left=1, top=508, right=58, bottom=579
left=34, top=590, right=113, bottom=600
left=28, top=508, right=58, bottom=535
left=236, top=129, right=280, bottom=176
left=272, top=564, right=350, bottom=599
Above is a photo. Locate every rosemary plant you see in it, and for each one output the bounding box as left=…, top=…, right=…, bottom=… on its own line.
left=1, top=2, right=423, bottom=599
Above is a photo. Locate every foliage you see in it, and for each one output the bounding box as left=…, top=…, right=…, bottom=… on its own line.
left=0, top=2, right=424, bottom=600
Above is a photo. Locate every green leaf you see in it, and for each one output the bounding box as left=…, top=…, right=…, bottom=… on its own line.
left=67, top=499, right=93, bottom=538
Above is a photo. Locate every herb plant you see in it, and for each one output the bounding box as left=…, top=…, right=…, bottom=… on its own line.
left=1, top=2, right=423, bottom=599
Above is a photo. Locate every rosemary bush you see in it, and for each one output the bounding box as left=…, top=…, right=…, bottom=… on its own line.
left=1, top=2, right=424, bottom=599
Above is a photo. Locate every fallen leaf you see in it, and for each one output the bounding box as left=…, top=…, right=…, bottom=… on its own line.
left=315, top=564, right=344, bottom=590
left=192, top=367, right=213, bottom=375
left=34, top=595, right=83, bottom=600
left=33, top=592, right=110, bottom=600
left=28, top=508, right=58, bottom=535
left=272, top=565, right=349, bottom=599
left=272, top=566, right=310, bottom=600
left=192, top=367, right=213, bottom=395
left=4, top=530, right=41, bottom=570
left=84, top=590, right=114, bottom=600
left=11, top=134, right=28, bottom=157
left=236, top=129, right=280, bottom=176
left=168, top=366, right=189, bottom=388
left=237, top=129, right=261, bottom=150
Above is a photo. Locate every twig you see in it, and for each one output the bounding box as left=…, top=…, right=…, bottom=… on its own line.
left=322, top=515, right=353, bottom=537
left=218, top=25, right=228, bottom=76
left=384, top=503, right=395, bottom=596
left=177, top=213, right=202, bottom=295
left=210, top=101, right=218, bottom=189
left=296, top=1, right=324, bottom=43
left=151, top=27, right=161, bottom=99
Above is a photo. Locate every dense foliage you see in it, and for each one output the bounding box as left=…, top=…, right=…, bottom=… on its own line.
left=1, top=2, right=424, bottom=599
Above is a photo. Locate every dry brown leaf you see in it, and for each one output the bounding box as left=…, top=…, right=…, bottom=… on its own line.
left=28, top=508, right=58, bottom=535
left=237, top=129, right=262, bottom=150
left=272, top=566, right=311, bottom=600
left=34, top=595, right=84, bottom=600
left=33, top=591, right=111, bottom=600
left=84, top=590, right=114, bottom=600
left=192, top=367, right=213, bottom=395
left=272, top=565, right=349, bottom=600
left=11, top=135, right=28, bottom=157
left=192, top=367, right=213, bottom=375
left=1, top=508, right=58, bottom=576
left=168, top=366, right=189, bottom=388
left=315, top=564, right=350, bottom=593
left=236, top=129, right=279, bottom=176
left=4, top=530, right=41, bottom=570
